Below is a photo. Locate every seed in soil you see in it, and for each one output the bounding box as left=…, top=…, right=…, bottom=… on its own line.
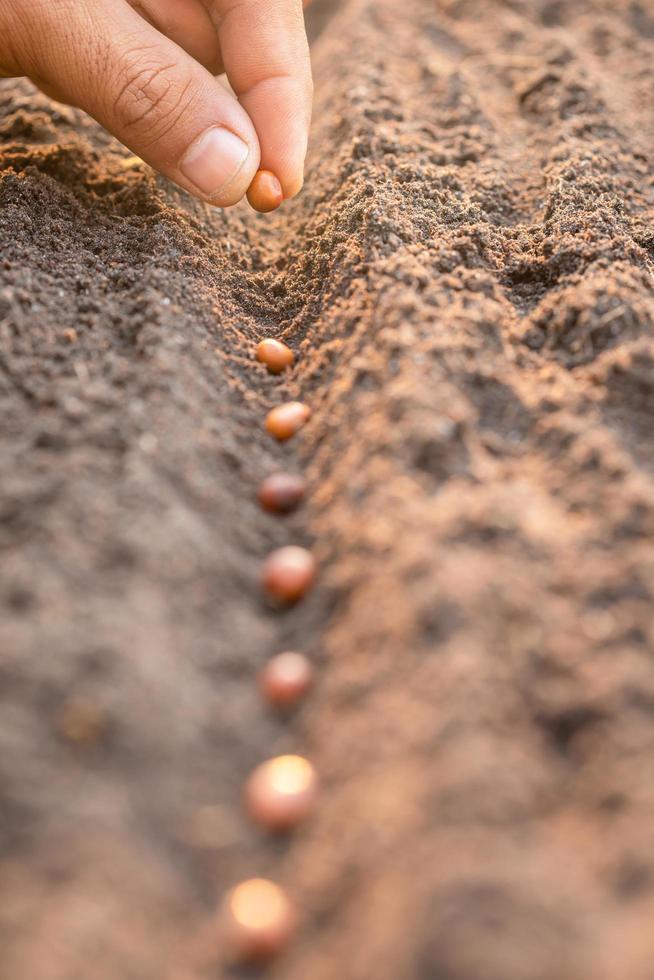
left=258, top=472, right=306, bottom=514
left=265, top=402, right=311, bottom=441
left=245, top=755, right=318, bottom=832
left=262, top=546, right=316, bottom=603
left=222, top=878, right=297, bottom=964
left=259, top=652, right=314, bottom=709
left=255, top=338, right=295, bottom=374
left=247, top=170, right=284, bottom=213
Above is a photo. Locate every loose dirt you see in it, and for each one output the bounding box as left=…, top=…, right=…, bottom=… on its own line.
left=1, top=0, right=654, bottom=977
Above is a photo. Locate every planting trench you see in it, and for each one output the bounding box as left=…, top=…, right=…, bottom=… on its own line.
left=1, top=0, right=654, bottom=976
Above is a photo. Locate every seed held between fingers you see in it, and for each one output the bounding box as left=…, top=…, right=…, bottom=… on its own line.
left=265, top=402, right=311, bottom=441
left=262, top=546, right=316, bottom=603
left=222, top=878, right=297, bottom=963
left=260, top=652, right=313, bottom=709
left=247, top=170, right=284, bottom=213
left=258, top=473, right=306, bottom=514
left=245, top=755, right=318, bottom=832
left=256, top=338, right=295, bottom=374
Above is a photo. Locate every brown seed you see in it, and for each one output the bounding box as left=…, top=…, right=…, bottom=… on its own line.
left=257, top=473, right=306, bottom=514
left=256, top=338, right=294, bottom=374
left=247, top=170, right=284, bottom=213
left=222, top=878, right=297, bottom=964
left=262, top=546, right=316, bottom=603
left=259, top=652, right=313, bottom=709
left=265, top=402, right=311, bottom=441
left=245, top=755, right=318, bottom=832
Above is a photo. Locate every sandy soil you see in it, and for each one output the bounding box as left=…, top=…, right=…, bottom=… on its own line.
left=1, top=0, right=654, bottom=976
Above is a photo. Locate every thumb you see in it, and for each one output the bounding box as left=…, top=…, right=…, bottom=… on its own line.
left=21, top=0, right=260, bottom=206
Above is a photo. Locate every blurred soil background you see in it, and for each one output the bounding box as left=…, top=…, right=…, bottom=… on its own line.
left=1, top=0, right=654, bottom=976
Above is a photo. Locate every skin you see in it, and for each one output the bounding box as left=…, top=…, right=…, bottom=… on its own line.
left=0, top=0, right=313, bottom=207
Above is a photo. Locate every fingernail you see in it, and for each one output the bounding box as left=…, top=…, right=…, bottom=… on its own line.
left=180, top=126, right=249, bottom=199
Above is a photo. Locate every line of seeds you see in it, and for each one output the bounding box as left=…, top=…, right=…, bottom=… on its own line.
left=221, top=336, right=316, bottom=966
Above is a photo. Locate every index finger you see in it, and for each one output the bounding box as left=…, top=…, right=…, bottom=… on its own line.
left=206, top=0, right=312, bottom=198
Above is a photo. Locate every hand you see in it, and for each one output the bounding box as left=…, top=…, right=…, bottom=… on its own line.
left=0, top=0, right=313, bottom=207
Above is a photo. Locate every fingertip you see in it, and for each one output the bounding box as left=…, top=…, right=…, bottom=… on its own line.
left=284, top=172, right=304, bottom=201
left=210, top=0, right=313, bottom=206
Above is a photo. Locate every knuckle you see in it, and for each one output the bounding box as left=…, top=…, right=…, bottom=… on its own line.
left=111, top=47, right=193, bottom=145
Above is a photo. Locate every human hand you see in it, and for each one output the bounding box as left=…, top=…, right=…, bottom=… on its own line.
left=0, top=0, right=313, bottom=208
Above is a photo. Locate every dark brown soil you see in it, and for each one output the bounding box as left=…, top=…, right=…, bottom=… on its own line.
left=2, top=0, right=654, bottom=976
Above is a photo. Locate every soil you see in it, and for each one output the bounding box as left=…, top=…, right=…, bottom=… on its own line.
left=1, top=0, right=654, bottom=977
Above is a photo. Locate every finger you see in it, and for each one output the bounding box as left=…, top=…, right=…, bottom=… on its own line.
left=206, top=0, right=313, bottom=198
left=129, top=0, right=224, bottom=74
left=21, top=0, right=260, bottom=206
left=129, top=0, right=314, bottom=80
